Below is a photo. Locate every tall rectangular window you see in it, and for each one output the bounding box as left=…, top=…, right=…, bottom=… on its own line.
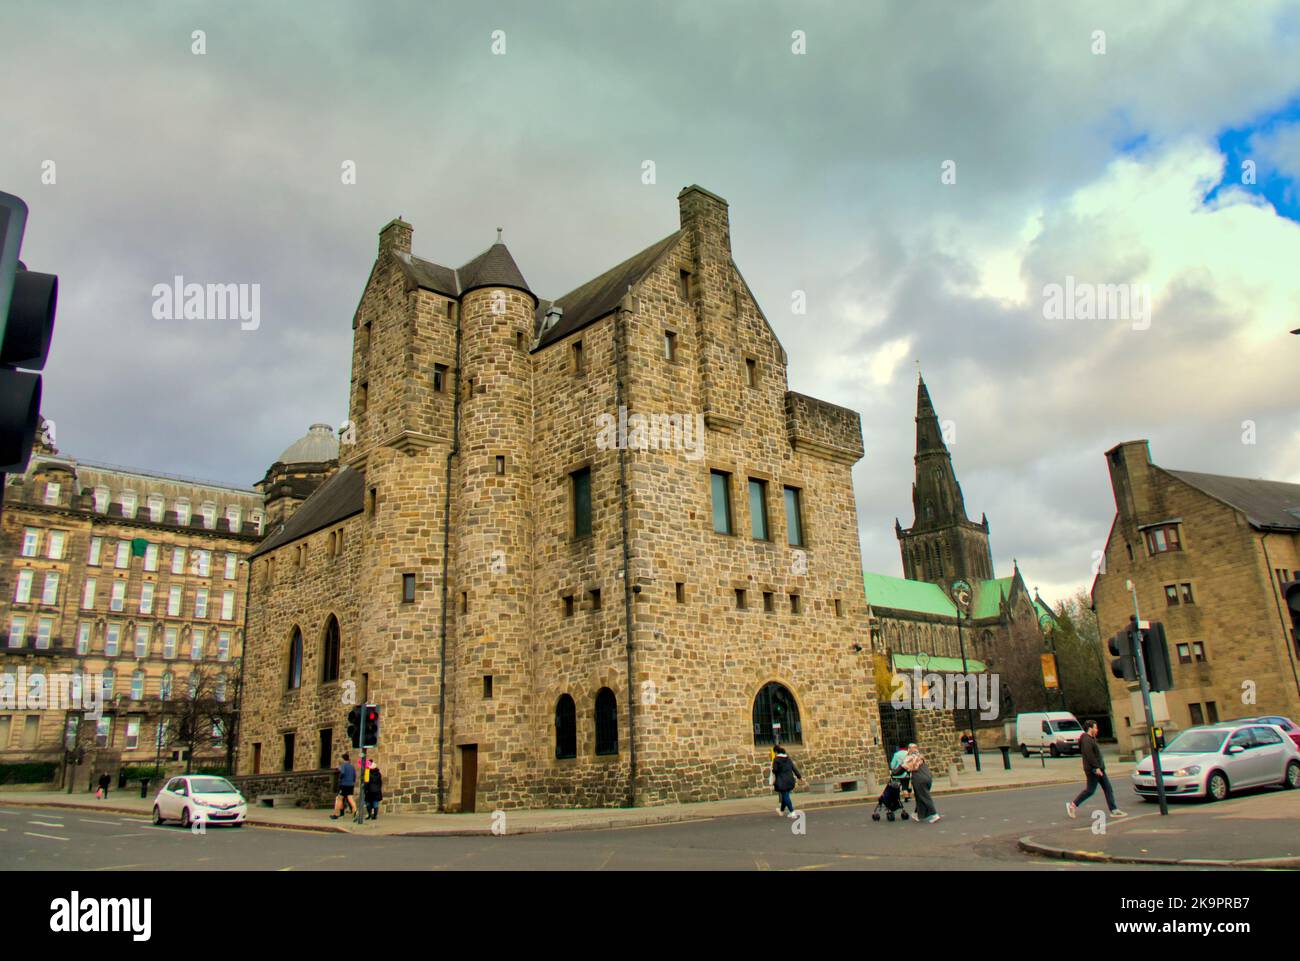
left=125, top=717, right=141, bottom=750
left=201, top=503, right=216, bottom=530
left=194, top=588, right=208, bottom=619
left=88, top=537, right=102, bottom=566
left=44, top=482, right=60, bottom=505
left=172, top=547, right=186, bottom=575
left=105, top=622, right=121, bottom=657
left=77, top=622, right=91, bottom=655
left=572, top=340, right=584, bottom=375
left=221, top=590, right=235, bottom=620
left=21, top=528, right=38, bottom=558
left=224, top=553, right=238, bottom=580
left=748, top=478, right=769, bottom=541
left=121, top=491, right=137, bottom=518
left=226, top=506, right=242, bottom=531
left=114, top=541, right=129, bottom=568
left=36, top=617, right=54, bottom=649
left=41, top=572, right=59, bottom=605
left=745, top=357, right=757, bottom=388
left=163, top=627, right=177, bottom=659
left=167, top=586, right=182, bottom=617
left=110, top=580, right=126, bottom=612
left=784, top=486, right=804, bottom=546
left=81, top=578, right=96, bottom=610
left=147, top=495, right=164, bottom=523
left=8, top=616, right=26, bottom=647
left=433, top=363, right=448, bottom=393
left=46, top=531, right=65, bottom=559
left=572, top=467, right=592, bottom=537
left=93, top=487, right=109, bottom=513
left=175, top=500, right=191, bottom=526
left=711, top=471, right=732, bottom=534
left=195, top=550, right=211, bottom=576
left=191, top=628, right=206, bottom=660
left=139, top=582, right=154, bottom=614
left=664, top=330, right=677, bottom=361
left=402, top=574, right=416, bottom=604
left=134, top=625, right=150, bottom=658
left=144, top=543, right=159, bottom=572
left=14, top=569, right=33, bottom=603
left=217, top=630, right=231, bottom=661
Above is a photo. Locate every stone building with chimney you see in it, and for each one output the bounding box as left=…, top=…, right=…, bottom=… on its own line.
left=236, top=185, right=884, bottom=812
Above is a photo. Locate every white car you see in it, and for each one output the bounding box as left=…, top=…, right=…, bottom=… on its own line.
left=1131, top=722, right=1300, bottom=802
left=152, top=775, right=248, bottom=827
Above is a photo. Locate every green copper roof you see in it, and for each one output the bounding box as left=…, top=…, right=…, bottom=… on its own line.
left=971, top=577, right=1014, bottom=619
left=863, top=572, right=957, bottom=617
left=1033, top=597, right=1055, bottom=624
left=892, top=653, right=988, bottom=673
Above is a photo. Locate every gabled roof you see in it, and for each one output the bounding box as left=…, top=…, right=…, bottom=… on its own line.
left=971, top=577, right=1014, bottom=620
left=864, top=571, right=957, bottom=618
left=1165, top=469, right=1300, bottom=532
left=249, top=466, right=364, bottom=559
left=534, top=231, right=683, bottom=350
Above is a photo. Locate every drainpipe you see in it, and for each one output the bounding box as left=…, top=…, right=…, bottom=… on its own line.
left=1261, top=532, right=1300, bottom=701
left=436, top=304, right=463, bottom=812
left=615, top=293, right=638, bottom=807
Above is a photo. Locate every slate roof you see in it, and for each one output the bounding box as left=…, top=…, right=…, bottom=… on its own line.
left=391, top=243, right=533, bottom=302
left=1165, top=469, right=1300, bottom=532
left=533, top=231, right=683, bottom=349
left=249, top=465, right=364, bottom=559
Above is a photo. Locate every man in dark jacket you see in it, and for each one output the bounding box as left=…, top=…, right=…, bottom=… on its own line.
left=1067, top=721, right=1127, bottom=819
left=330, top=752, right=358, bottom=820
left=772, top=745, right=802, bottom=818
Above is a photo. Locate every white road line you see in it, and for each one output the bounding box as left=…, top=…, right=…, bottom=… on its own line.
left=28, top=821, right=65, bottom=828
left=79, top=818, right=119, bottom=826
left=120, top=818, right=152, bottom=824
left=0, top=810, right=18, bottom=815
left=24, top=832, right=69, bottom=841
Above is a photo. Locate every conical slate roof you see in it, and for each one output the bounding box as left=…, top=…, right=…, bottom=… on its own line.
left=457, top=243, right=532, bottom=297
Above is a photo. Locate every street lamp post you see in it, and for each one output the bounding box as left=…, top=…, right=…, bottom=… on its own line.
left=952, top=580, right=980, bottom=772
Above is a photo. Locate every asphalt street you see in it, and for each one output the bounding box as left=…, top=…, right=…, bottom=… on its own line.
left=0, top=781, right=1222, bottom=871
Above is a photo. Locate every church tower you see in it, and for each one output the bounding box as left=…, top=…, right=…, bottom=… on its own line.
left=895, top=374, right=994, bottom=588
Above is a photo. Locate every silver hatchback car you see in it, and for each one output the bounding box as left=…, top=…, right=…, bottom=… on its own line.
left=1131, top=722, right=1300, bottom=802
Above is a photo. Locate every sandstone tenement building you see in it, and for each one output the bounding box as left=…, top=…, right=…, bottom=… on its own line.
left=237, top=185, right=884, bottom=812
left=1093, top=440, right=1300, bottom=754
left=0, top=427, right=267, bottom=779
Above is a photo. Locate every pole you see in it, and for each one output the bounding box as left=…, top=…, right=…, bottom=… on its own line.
left=955, top=603, right=980, bottom=771
left=355, top=746, right=367, bottom=825
left=1128, top=583, right=1168, bottom=816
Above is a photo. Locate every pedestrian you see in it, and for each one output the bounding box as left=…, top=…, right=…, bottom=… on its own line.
left=330, top=751, right=358, bottom=820
left=363, top=759, right=383, bottom=821
left=903, top=743, right=941, bottom=823
left=771, top=745, right=802, bottom=819
left=97, top=772, right=110, bottom=800
left=889, top=745, right=909, bottom=771
left=1066, top=720, right=1127, bottom=819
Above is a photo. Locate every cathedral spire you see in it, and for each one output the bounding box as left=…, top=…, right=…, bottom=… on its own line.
left=910, top=372, right=967, bottom=529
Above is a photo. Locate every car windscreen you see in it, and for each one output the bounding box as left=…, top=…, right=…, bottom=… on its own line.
left=1163, top=730, right=1228, bottom=754
left=1052, top=720, right=1082, bottom=732
left=189, top=777, right=237, bottom=794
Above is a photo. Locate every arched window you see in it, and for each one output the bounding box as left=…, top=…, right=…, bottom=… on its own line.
left=321, top=616, right=341, bottom=684
left=555, top=694, right=577, bottom=759
left=287, top=628, right=303, bottom=690
left=753, top=681, right=802, bottom=746
left=594, top=688, right=618, bottom=756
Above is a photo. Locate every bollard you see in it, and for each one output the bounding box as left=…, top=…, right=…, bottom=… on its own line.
left=948, top=764, right=959, bottom=787
left=140, top=778, right=150, bottom=799
left=999, top=746, right=1011, bottom=770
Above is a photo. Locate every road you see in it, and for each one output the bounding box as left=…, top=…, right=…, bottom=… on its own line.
left=0, top=782, right=1205, bottom=871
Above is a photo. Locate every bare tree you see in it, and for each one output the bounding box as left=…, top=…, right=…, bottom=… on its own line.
left=145, top=664, right=239, bottom=774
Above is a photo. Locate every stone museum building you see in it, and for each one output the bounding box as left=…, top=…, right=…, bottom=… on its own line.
left=236, top=185, right=885, bottom=811
left=1093, top=440, right=1300, bottom=754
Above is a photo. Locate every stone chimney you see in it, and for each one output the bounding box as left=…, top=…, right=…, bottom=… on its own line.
left=677, top=185, right=730, bottom=257
left=378, top=217, right=413, bottom=255
left=1105, top=440, right=1155, bottom=522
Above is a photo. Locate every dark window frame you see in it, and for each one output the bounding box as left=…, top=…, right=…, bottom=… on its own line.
left=753, top=682, right=802, bottom=746
left=594, top=688, right=618, bottom=756
left=320, top=616, right=341, bottom=683
left=555, top=694, right=577, bottom=760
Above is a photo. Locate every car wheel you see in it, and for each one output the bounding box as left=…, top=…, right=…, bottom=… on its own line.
left=1020, top=744, right=1029, bottom=758
left=1284, top=761, right=1300, bottom=790
left=1206, top=772, right=1229, bottom=802
left=232, top=820, right=244, bottom=828
left=181, top=807, right=192, bottom=828
left=152, top=805, right=164, bottom=825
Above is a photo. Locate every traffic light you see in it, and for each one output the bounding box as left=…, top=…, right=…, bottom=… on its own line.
left=361, top=704, right=379, bottom=748
left=1108, top=628, right=1137, bottom=681
left=0, top=191, right=57, bottom=474
left=346, top=706, right=362, bottom=748
left=1139, top=621, right=1174, bottom=692
left=1285, top=582, right=1300, bottom=655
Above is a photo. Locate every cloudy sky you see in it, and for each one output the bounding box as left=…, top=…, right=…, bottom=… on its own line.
left=3, top=0, right=1299, bottom=603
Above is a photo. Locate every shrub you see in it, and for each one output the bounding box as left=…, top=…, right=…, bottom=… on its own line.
left=0, top=762, right=59, bottom=784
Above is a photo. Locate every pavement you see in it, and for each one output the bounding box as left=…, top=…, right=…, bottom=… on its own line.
left=1019, top=787, right=1300, bottom=868
left=0, top=751, right=1125, bottom=838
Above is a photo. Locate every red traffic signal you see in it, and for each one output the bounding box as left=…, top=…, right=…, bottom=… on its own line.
left=361, top=705, right=380, bottom=748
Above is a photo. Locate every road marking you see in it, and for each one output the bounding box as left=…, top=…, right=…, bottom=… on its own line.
left=28, top=821, right=65, bottom=828
left=0, top=810, right=18, bottom=815
left=121, top=818, right=152, bottom=824
left=108, top=833, right=148, bottom=839
left=24, top=832, right=69, bottom=841
left=79, top=818, right=119, bottom=826
left=91, top=864, right=149, bottom=871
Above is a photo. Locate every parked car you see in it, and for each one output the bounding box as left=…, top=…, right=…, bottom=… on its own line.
left=1015, top=712, right=1084, bottom=757
left=152, top=775, right=247, bottom=827
left=1131, top=722, right=1300, bottom=802
left=1239, top=715, right=1300, bottom=751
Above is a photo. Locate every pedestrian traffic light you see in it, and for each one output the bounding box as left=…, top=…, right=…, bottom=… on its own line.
left=361, top=704, right=379, bottom=748
left=0, top=191, right=57, bottom=474
left=346, top=706, right=362, bottom=748
left=1139, top=621, right=1174, bottom=692
left=1108, top=628, right=1137, bottom=681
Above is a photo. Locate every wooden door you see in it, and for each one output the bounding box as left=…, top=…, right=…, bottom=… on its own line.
left=460, top=745, right=478, bottom=813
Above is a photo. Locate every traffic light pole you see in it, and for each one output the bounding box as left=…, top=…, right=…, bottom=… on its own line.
left=355, top=746, right=367, bottom=825
left=1127, top=583, right=1168, bottom=816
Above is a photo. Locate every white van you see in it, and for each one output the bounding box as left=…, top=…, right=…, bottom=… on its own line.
left=1016, top=712, right=1085, bottom=757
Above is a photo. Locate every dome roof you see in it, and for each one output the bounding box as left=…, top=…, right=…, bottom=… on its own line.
left=276, top=423, right=339, bottom=465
